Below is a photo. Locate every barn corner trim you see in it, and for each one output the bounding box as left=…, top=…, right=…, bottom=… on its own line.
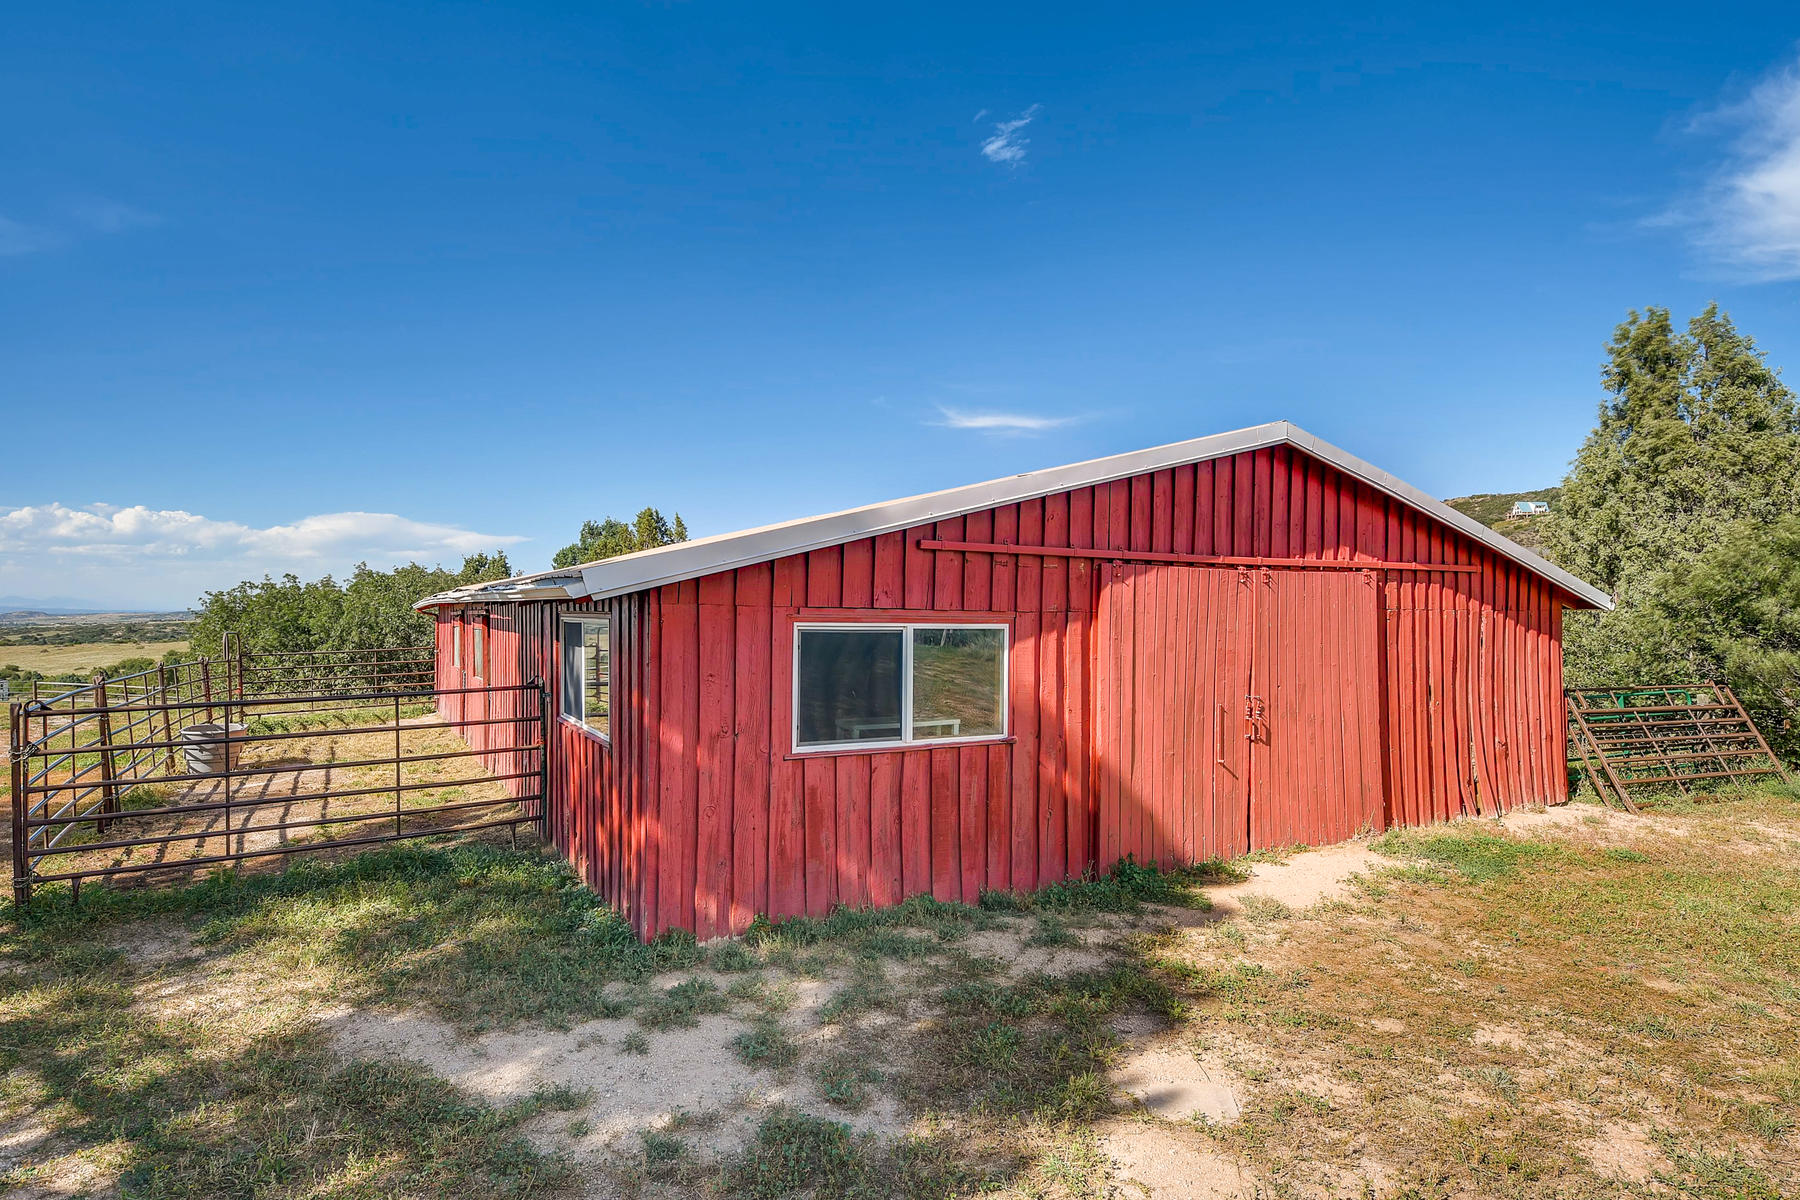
left=416, top=420, right=1613, bottom=613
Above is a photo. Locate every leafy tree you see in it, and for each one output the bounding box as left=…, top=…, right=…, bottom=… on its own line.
left=1550, top=304, right=1800, bottom=752
left=189, top=551, right=513, bottom=657
left=551, top=507, right=689, bottom=568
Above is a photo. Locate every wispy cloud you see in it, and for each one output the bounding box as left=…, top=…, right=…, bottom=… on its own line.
left=71, top=199, right=159, bottom=235
left=0, top=501, right=526, bottom=608
left=933, top=406, right=1081, bottom=434
left=0, top=502, right=524, bottom=561
left=0, top=197, right=159, bottom=258
left=0, top=214, right=59, bottom=257
left=1666, top=56, right=1800, bottom=280
left=980, top=105, right=1042, bottom=167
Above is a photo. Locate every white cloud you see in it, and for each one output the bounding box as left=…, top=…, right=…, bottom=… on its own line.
left=1676, top=57, right=1800, bottom=280
left=980, top=105, right=1042, bottom=166
left=0, top=214, right=58, bottom=257
left=0, top=198, right=158, bottom=258
left=71, top=199, right=159, bottom=235
left=0, top=502, right=527, bottom=608
left=934, top=406, right=1080, bottom=434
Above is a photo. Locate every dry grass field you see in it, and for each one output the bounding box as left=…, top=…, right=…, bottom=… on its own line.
left=2, top=784, right=1797, bottom=1199
left=0, top=640, right=191, bottom=679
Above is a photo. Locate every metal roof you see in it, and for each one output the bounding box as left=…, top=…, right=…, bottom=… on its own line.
left=416, top=421, right=1612, bottom=612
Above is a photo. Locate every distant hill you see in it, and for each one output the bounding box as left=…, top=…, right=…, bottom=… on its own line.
left=1444, top=487, right=1561, bottom=555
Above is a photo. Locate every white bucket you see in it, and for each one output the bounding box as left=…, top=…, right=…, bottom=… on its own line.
left=181, top=723, right=246, bottom=775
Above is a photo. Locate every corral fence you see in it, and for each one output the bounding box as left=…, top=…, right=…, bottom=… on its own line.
left=236, top=641, right=433, bottom=698
left=1566, top=682, right=1791, bottom=812
left=9, top=645, right=546, bottom=904
left=3, top=637, right=432, bottom=710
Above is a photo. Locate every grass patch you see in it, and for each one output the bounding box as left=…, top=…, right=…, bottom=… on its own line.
left=4, top=842, right=710, bottom=1031
left=641, top=1128, right=687, bottom=1168
left=0, top=974, right=572, bottom=1197
left=1180, top=788, right=1800, bottom=1196
left=638, top=977, right=731, bottom=1029
left=816, top=1054, right=884, bottom=1110
left=1373, top=825, right=1568, bottom=881
left=732, top=1014, right=799, bottom=1070
left=721, top=1108, right=972, bottom=1200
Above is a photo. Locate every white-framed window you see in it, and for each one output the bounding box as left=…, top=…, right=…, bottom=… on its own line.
left=451, top=613, right=462, bottom=669
left=793, top=622, right=1008, bottom=752
left=560, top=614, right=611, bottom=741
left=471, top=617, right=485, bottom=678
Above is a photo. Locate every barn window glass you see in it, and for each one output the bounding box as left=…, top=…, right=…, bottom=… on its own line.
left=794, top=623, right=1007, bottom=750
left=472, top=619, right=485, bottom=678
left=560, top=615, right=610, bottom=739
left=451, top=615, right=461, bottom=669
left=910, top=626, right=1006, bottom=740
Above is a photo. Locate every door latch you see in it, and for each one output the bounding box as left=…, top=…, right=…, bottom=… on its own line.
left=1243, top=695, right=1266, bottom=742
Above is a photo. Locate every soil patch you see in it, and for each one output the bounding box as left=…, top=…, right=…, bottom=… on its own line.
left=1100, top=1121, right=1251, bottom=1198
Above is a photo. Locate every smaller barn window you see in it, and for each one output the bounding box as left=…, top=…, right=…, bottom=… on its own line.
left=451, top=613, right=462, bottom=669
left=794, top=622, right=1008, bottom=751
left=560, top=615, right=610, bottom=740
left=471, top=618, right=485, bottom=679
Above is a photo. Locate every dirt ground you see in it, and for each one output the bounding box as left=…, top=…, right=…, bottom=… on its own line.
left=5, top=709, right=525, bottom=894
left=5, top=792, right=1798, bottom=1199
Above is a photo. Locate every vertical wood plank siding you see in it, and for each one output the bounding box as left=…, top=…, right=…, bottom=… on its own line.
left=437, top=444, right=1572, bottom=940
left=434, top=597, right=639, bottom=924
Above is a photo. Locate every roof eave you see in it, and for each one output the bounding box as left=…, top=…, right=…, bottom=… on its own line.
left=417, top=420, right=1612, bottom=614
left=412, top=578, right=584, bottom=612
left=1276, top=425, right=1613, bottom=611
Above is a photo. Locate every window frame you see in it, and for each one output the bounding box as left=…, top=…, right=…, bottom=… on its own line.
left=470, top=615, right=486, bottom=680
left=559, top=613, right=612, bottom=744
left=791, top=620, right=1010, bottom=754
left=450, top=613, right=462, bottom=670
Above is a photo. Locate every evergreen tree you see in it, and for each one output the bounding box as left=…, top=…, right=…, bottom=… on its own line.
left=1551, top=305, right=1800, bottom=742
left=1550, top=304, right=1800, bottom=597
left=551, top=506, right=688, bottom=568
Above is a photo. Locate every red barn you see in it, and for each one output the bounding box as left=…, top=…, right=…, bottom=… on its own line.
left=418, top=422, right=1610, bottom=940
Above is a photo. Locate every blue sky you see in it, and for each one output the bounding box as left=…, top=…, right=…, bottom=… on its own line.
left=4, top=2, right=1799, bottom=609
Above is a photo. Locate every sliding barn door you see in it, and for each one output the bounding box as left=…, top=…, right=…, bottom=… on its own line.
left=1094, top=563, right=1385, bottom=870
left=1094, top=563, right=1250, bottom=868
left=1246, top=569, right=1386, bottom=848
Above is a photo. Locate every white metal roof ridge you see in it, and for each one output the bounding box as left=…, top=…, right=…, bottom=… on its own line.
left=416, top=421, right=1612, bottom=611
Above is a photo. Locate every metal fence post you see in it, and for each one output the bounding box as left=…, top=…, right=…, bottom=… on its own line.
left=222, top=686, right=237, bottom=870
left=539, top=679, right=550, bottom=840
left=222, top=631, right=238, bottom=701
left=93, top=672, right=120, bottom=836
left=394, top=692, right=403, bottom=840
left=158, top=663, right=179, bottom=776
left=10, top=702, right=27, bottom=906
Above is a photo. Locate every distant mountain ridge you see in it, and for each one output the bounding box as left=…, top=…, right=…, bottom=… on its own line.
left=0, top=596, right=174, bottom=616
left=1443, top=488, right=1560, bottom=555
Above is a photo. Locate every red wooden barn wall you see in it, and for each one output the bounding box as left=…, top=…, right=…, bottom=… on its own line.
left=436, top=443, right=1576, bottom=940
left=434, top=599, right=645, bottom=923
left=433, top=606, right=531, bottom=798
